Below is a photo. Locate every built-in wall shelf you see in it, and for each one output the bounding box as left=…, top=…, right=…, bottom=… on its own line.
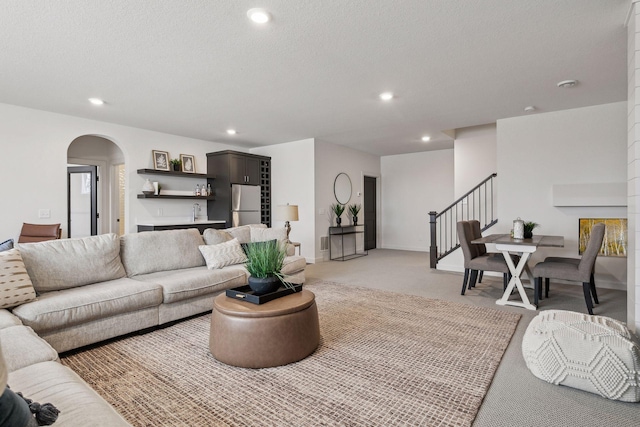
left=137, top=169, right=215, bottom=179
left=552, top=183, right=626, bottom=207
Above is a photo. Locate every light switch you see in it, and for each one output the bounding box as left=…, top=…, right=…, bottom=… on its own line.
left=319, top=208, right=326, bottom=215
left=38, top=209, right=51, bottom=218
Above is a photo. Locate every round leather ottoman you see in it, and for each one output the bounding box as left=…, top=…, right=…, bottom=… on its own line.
left=209, top=290, right=320, bottom=368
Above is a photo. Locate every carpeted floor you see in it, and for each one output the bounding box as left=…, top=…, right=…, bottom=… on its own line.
left=61, top=281, right=520, bottom=427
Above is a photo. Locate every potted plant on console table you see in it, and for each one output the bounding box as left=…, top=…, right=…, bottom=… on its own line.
left=245, top=240, right=296, bottom=295
left=331, top=203, right=345, bottom=226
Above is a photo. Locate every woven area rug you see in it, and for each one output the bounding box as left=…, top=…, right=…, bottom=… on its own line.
left=60, top=281, right=520, bottom=427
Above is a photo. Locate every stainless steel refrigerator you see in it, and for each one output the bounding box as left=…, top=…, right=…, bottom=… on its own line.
left=231, top=184, right=261, bottom=226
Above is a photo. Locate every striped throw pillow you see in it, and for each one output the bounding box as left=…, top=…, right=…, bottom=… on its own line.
left=199, top=238, right=248, bottom=269
left=0, top=249, right=36, bottom=309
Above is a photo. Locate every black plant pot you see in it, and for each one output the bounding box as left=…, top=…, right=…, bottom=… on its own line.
left=172, top=164, right=181, bottom=171
left=336, top=217, right=342, bottom=227
left=248, top=275, right=281, bottom=295
left=524, top=231, right=533, bottom=239
left=352, top=216, right=358, bottom=226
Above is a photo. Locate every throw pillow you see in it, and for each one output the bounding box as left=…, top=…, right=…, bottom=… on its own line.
left=250, top=227, right=287, bottom=244
left=0, top=239, right=13, bottom=252
left=198, top=238, right=248, bottom=269
left=202, top=229, right=233, bottom=246
left=0, top=249, right=37, bottom=309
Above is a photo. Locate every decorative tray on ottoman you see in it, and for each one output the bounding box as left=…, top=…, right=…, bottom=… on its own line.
left=226, top=284, right=303, bottom=305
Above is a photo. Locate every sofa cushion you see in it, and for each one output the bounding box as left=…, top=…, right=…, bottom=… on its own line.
left=522, top=310, right=640, bottom=402
left=0, top=249, right=36, bottom=308
left=120, top=229, right=205, bottom=277
left=251, top=227, right=287, bottom=244
left=225, top=225, right=251, bottom=244
left=17, top=234, right=125, bottom=293
left=11, top=278, right=163, bottom=333
left=199, top=239, right=247, bottom=269
left=281, top=256, right=307, bottom=276
left=202, top=228, right=233, bottom=245
left=8, top=361, right=131, bottom=427
left=132, top=266, right=247, bottom=304
left=0, top=325, right=58, bottom=372
left=0, top=309, right=22, bottom=330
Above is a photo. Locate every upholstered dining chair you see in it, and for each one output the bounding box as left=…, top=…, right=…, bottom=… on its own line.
left=468, top=220, right=485, bottom=284
left=532, top=223, right=605, bottom=315
left=457, top=221, right=511, bottom=295
left=17, top=223, right=62, bottom=243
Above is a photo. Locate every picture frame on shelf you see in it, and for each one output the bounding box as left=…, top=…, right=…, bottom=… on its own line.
left=180, top=154, right=195, bottom=173
left=152, top=150, right=170, bottom=171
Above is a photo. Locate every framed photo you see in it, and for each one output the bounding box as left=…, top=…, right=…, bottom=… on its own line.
left=180, top=154, right=195, bottom=173
left=152, top=150, right=170, bottom=171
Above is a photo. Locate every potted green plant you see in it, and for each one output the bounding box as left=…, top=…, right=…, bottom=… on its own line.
left=244, top=240, right=295, bottom=295
left=523, top=221, right=539, bottom=239
left=348, top=203, right=361, bottom=225
left=169, top=158, right=182, bottom=171
left=331, top=203, right=345, bottom=226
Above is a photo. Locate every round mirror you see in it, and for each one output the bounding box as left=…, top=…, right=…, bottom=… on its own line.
left=334, top=173, right=352, bottom=205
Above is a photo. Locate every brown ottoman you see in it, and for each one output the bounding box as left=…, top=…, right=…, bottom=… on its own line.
left=209, top=290, right=320, bottom=368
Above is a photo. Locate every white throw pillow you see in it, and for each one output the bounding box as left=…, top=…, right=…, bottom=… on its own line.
left=0, top=249, right=37, bottom=308
left=251, top=227, right=287, bottom=244
left=198, top=238, right=248, bottom=269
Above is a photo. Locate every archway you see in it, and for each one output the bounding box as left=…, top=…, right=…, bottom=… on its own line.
left=67, top=135, right=125, bottom=237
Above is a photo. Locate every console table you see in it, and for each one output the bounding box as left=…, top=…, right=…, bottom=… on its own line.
left=329, top=225, right=368, bottom=261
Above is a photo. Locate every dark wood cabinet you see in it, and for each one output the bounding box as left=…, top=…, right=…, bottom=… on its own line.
left=206, top=150, right=271, bottom=227
left=229, top=153, right=260, bottom=185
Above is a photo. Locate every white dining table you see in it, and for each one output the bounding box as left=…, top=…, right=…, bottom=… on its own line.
left=471, top=234, right=564, bottom=310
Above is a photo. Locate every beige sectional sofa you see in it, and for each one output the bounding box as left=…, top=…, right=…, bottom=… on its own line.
left=1, top=224, right=306, bottom=426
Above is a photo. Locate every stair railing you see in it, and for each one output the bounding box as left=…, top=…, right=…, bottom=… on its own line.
left=429, top=173, right=497, bottom=268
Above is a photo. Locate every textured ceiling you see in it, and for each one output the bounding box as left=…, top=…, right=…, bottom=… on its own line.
left=0, top=0, right=628, bottom=156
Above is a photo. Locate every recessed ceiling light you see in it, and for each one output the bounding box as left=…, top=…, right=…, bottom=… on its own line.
left=557, top=79, right=578, bottom=88
left=379, top=92, right=394, bottom=101
left=88, top=98, right=104, bottom=105
left=247, top=8, right=271, bottom=23
left=421, top=136, right=431, bottom=142
left=226, top=129, right=237, bottom=135
left=524, top=106, right=536, bottom=113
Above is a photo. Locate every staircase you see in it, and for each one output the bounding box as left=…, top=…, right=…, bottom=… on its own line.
left=429, top=173, right=497, bottom=268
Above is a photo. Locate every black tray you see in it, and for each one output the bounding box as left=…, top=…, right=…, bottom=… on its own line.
left=225, top=284, right=303, bottom=305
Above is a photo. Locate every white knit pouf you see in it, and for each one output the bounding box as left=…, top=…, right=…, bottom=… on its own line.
left=522, top=310, right=640, bottom=402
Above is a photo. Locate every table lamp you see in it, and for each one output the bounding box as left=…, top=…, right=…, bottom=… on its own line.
left=277, top=204, right=299, bottom=242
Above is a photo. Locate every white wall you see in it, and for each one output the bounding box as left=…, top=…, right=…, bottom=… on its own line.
left=0, top=102, right=239, bottom=240
left=454, top=124, right=497, bottom=198
left=497, top=102, right=627, bottom=289
left=381, top=149, right=454, bottom=251
left=251, top=139, right=316, bottom=263
left=315, top=141, right=381, bottom=262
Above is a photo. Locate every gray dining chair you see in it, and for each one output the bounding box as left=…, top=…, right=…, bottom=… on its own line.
left=457, top=221, right=511, bottom=295
left=468, top=220, right=485, bottom=285
left=532, top=223, right=605, bottom=315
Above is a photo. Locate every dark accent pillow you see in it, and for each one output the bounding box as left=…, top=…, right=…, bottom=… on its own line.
left=0, top=239, right=13, bottom=252
left=241, top=239, right=278, bottom=255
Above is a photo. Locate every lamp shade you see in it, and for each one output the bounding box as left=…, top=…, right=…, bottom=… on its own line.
left=277, top=204, right=299, bottom=221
